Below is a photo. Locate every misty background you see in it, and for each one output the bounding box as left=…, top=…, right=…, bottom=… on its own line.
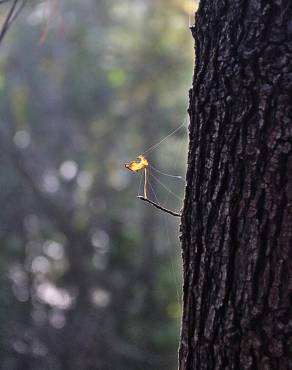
left=0, top=0, right=194, bottom=369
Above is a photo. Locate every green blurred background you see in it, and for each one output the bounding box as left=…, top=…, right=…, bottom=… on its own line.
left=0, top=0, right=195, bottom=369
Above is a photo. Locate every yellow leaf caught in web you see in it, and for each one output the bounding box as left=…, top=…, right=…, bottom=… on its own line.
left=125, top=155, right=148, bottom=172
left=124, top=115, right=188, bottom=216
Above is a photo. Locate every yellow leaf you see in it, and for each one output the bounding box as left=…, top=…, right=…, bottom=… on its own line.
left=125, top=155, right=148, bottom=172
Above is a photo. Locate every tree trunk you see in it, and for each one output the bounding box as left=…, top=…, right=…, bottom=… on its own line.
left=179, top=1, right=292, bottom=369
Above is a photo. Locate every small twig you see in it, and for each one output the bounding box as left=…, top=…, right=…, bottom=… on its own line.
left=0, top=0, right=18, bottom=43
left=0, top=0, right=27, bottom=45
left=8, top=0, right=27, bottom=25
left=137, top=196, right=181, bottom=217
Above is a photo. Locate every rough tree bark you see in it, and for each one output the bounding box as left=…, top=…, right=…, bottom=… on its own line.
left=179, top=1, right=292, bottom=369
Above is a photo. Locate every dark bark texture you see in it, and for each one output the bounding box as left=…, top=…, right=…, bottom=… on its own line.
left=180, top=0, right=292, bottom=369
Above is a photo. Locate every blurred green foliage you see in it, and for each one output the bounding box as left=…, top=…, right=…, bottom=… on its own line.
left=0, top=0, right=194, bottom=369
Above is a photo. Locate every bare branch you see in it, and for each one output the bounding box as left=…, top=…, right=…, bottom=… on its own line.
left=0, top=0, right=27, bottom=45
left=137, top=196, right=181, bottom=217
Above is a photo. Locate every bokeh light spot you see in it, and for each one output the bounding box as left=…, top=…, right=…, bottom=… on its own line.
left=13, top=130, right=31, bottom=149
left=59, top=160, right=78, bottom=180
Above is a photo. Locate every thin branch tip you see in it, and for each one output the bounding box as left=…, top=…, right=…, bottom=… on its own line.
left=137, top=196, right=181, bottom=217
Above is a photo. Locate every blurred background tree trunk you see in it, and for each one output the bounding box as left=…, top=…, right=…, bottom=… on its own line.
left=180, top=1, right=292, bottom=368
